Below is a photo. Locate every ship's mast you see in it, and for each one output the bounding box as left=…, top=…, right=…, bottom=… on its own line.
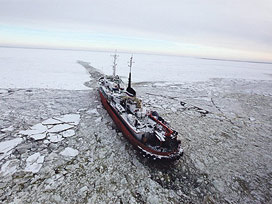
left=111, top=50, right=118, bottom=76
left=126, top=55, right=136, bottom=97
left=128, top=55, right=134, bottom=88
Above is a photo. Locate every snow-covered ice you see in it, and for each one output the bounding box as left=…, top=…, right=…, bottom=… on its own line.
left=87, top=108, right=100, bottom=116
left=42, top=118, right=63, bottom=125
left=95, top=117, right=102, bottom=123
left=62, top=129, right=75, bottom=138
left=48, top=134, right=63, bottom=143
left=60, top=147, right=79, bottom=157
left=0, top=160, right=19, bottom=176
left=0, top=47, right=90, bottom=90
left=1, top=126, right=14, bottom=132
left=53, top=114, right=80, bottom=125
left=0, top=47, right=271, bottom=90
left=29, top=133, right=47, bottom=140
left=24, top=152, right=45, bottom=173
left=0, top=138, right=23, bottom=160
left=0, top=47, right=271, bottom=203
left=19, top=123, right=47, bottom=136
left=48, top=124, right=74, bottom=133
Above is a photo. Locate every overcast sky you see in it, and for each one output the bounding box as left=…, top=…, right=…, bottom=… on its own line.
left=0, top=0, right=272, bottom=61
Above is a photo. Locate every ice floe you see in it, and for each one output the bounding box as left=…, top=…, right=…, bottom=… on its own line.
left=19, top=123, right=47, bottom=136
left=43, top=139, right=50, bottom=144
left=87, top=108, right=100, bottom=116
left=62, top=129, right=75, bottom=138
left=16, top=113, right=80, bottom=146
left=0, top=159, right=19, bottom=176
left=25, top=152, right=45, bottom=173
left=42, top=118, right=63, bottom=125
left=20, top=113, right=80, bottom=138
left=48, top=134, right=63, bottom=143
left=54, top=114, right=80, bottom=125
left=60, top=147, right=79, bottom=157
left=30, top=133, right=47, bottom=140
left=1, top=126, right=14, bottom=132
left=0, top=138, right=23, bottom=160
left=95, top=117, right=102, bottom=123
left=48, top=124, right=74, bottom=133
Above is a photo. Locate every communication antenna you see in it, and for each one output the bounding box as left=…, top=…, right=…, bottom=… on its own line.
left=111, top=50, right=118, bottom=76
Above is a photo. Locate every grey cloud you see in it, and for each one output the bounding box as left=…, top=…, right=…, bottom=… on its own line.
left=0, top=0, right=272, bottom=52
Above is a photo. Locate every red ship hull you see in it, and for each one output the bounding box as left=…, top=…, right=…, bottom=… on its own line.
left=99, top=89, right=181, bottom=160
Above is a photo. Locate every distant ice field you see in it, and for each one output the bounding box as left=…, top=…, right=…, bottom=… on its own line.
left=0, top=47, right=271, bottom=90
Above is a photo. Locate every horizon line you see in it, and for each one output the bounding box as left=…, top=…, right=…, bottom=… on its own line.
left=1, top=45, right=272, bottom=65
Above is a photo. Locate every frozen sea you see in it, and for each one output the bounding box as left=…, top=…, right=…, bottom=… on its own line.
left=0, top=47, right=271, bottom=90
left=0, top=47, right=272, bottom=203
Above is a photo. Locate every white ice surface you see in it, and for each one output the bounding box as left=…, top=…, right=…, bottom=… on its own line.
left=54, top=114, right=80, bottom=125
left=0, top=138, right=23, bottom=160
left=95, top=117, right=102, bottom=123
left=30, top=133, right=47, bottom=140
left=19, top=123, right=47, bottom=136
left=1, top=126, right=14, bottom=132
left=60, top=147, right=79, bottom=157
left=48, top=124, right=74, bottom=133
left=0, top=47, right=271, bottom=90
left=24, top=152, right=45, bottom=173
left=0, top=47, right=90, bottom=90
left=48, top=134, right=63, bottom=143
left=62, top=129, right=75, bottom=138
left=87, top=109, right=100, bottom=116
left=0, top=160, right=18, bottom=176
left=42, top=118, right=63, bottom=125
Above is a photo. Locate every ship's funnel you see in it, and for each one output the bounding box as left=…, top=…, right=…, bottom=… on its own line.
left=126, top=56, right=136, bottom=97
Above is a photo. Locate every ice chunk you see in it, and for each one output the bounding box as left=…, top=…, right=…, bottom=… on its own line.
left=48, top=134, right=63, bottom=143
left=43, top=139, right=50, bottom=144
left=54, top=114, right=80, bottom=125
left=95, top=117, right=102, bottom=123
left=25, top=152, right=45, bottom=173
left=60, top=147, right=79, bottom=157
left=171, top=107, right=177, bottom=112
left=30, top=132, right=47, bottom=140
left=42, top=118, right=63, bottom=125
left=87, top=109, right=100, bottom=116
left=1, top=126, right=14, bottom=132
left=0, top=89, right=8, bottom=94
left=62, top=129, right=75, bottom=138
left=0, top=138, right=23, bottom=160
left=0, top=160, right=19, bottom=176
left=19, top=123, right=47, bottom=136
left=48, top=124, right=74, bottom=133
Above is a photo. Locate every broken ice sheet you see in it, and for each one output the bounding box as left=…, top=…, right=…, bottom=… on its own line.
left=19, top=123, right=47, bottom=136
left=25, top=152, right=45, bottom=173
left=1, top=126, right=14, bottom=132
left=86, top=108, right=100, bottom=116
left=0, top=138, right=23, bottom=160
left=95, top=117, right=102, bottom=123
left=54, top=114, right=80, bottom=125
left=48, top=124, right=74, bottom=133
left=62, top=129, right=75, bottom=138
left=0, top=159, right=19, bottom=176
left=30, top=132, right=47, bottom=140
left=60, top=147, right=79, bottom=157
left=48, top=133, right=63, bottom=143
left=42, top=118, right=63, bottom=125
